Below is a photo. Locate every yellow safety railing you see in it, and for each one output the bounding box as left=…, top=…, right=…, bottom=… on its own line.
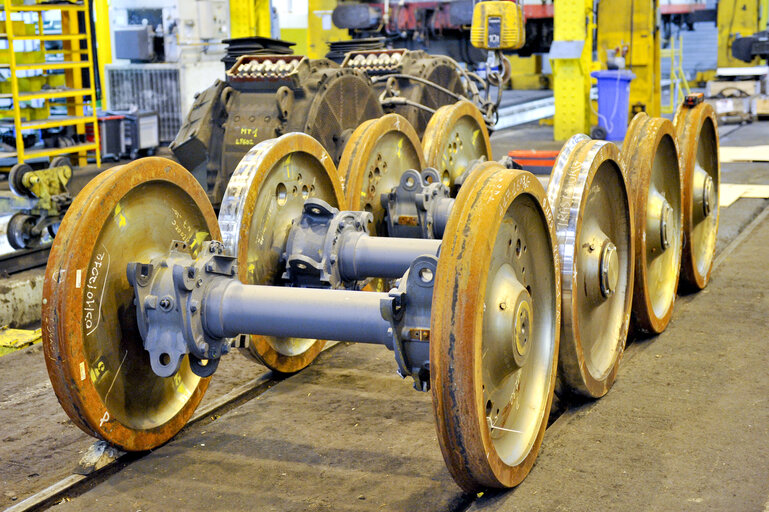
left=661, top=35, right=691, bottom=115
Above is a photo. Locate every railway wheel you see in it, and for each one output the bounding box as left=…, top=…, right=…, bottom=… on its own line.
left=674, top=102, right=720, bottom=291
left=7, top=212, right=39, bottom=249
left=622, top=113, right=683, bottom=335
left=42, top=158, right=220, bottom=451
left=422, top=100, right=491, bottom=192
left=218, top=133, right=346, bottom=373
left=340, top=113, right=425, bottom=234
left=9, top=162, right=34, bottom=198
left=431, top=163, right=560, bottom=491
left=547, top=135, right=634, bottom=398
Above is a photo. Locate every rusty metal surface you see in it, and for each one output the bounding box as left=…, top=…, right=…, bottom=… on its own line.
left=218, top=133, right=346, bottom=373
left=622, top=113, right=684, bottom=335
left=377, top=51, right=468, bottom=137
left=547, top=136, right=634, bottom=398
left=340, top=113, right=425, bottom=232
left=430, top=162, right=560, bottom=491
left=41, top=159, right=221, bottom=451
left=171, top=59, right=383, bottom=207
left=423, top=100, right=492, bottom=192
left=674, top=102, right=720, bottom=291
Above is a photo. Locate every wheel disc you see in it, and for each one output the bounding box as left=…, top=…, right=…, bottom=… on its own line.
left=431, top=162, right=560, bottom=491
left=547, top=136, right=634, bottom=398
left=422, top=100, right=491, bottom=192
left=622, top=113, right=683, bottom=334
left=674, top=102, right=720, bottom=291
left=339, top=113, right=425, bottom=234
left=42, top=158, right=220, bottom=451
left=218, top=133, right=345, bottom=373
left=7, top=212, right=39, bottom=249
left=9, top=163, right=34, bottom=198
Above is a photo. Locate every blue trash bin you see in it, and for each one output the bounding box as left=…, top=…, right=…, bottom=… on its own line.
left=591, top=70, right=636, bottom=141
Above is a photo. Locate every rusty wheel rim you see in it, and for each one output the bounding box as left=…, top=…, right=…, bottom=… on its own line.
left=622, top=114, right=683, bottom=334
left=422, top=100, right=491, bottom=192
left=547, top=136, right=634, bottom=398
left=340, top=113, right=425, bottom=234
left=42, top=158, right=220, bottom=451
left=674, top=102, right=720, bottom=290
left=431, top=163, right=560, bottom=491
left=219, top=133, right=345, bottom=373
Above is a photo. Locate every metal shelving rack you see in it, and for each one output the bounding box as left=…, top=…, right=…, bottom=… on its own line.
left=0, top=0, right=100, bottom=167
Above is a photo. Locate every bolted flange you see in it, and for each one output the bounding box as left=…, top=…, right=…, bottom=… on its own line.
left=128, top=240, right=238, bottom=378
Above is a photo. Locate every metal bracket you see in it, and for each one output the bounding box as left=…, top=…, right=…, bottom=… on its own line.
left=127, top=240, right=237, bottom=378
left=282, top=198, right=372, bottom=289
left=382, top=168, right=454, bottom=239
left=381, top=255, right=437, bottom=392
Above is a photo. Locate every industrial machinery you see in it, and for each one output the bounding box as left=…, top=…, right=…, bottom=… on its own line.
left=545, top=135, right=633, bottom=397
left=732, top=30, right=769, bottom=62
left=170, top=54, right=384, bottom=206
left=622, top=113, right=684, bottom=334
left=674, top=100, right=720, bottom=291
left=330, top=0, right=554, bottom=62
left=342, top=49, right=472, bottom=135
left=170, top=0, right=522, bottom=207
left=39, top=91, right=720, bottom=492
left=42, top=149, right=562, bottom=491
left=6, top=157, right=72, bottom=249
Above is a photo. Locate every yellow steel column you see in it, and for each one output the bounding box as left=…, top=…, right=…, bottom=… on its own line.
left=93, top=0, right=111, bottom=104
left=307, top=0, right=349, bottom=58
left=597, top=0, right=661, bottom=118
left=552, top=0, right=593, bottom=140
left=718, top=0, right=761, bottom=68
left=230, top=0, right=257, bottom=38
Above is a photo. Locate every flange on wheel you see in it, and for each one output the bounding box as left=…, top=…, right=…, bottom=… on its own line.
left=339, top=113, right=425, bottom=234
left=674, top=102, right=720, bottom=291
left=431, top=163, right=560, bottom=491
left=547, top=135, right=634, bottom=398
left=219, top=133, right=346, bottom=373
left=42, top=158, right=220, bottom=451
left=622, top=113, right=684, bottom=335
left=422, top=100, right=491, bottom=192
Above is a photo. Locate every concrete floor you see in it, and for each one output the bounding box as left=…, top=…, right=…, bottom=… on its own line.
left=1, top=122, right=768, bottom=511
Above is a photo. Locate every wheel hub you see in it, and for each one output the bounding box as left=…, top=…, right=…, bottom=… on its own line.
left=512, top=292, right=533, bottom=368
left=647, top=193, right=674, bottom=254
left=583, top=236, right=620, bottom=303
left=659, top=200, right=674, bottom=250
left=695, top=166, right=715, bottom=218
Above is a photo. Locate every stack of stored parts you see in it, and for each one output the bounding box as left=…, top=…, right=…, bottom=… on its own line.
left=705, top=67, right=769, bottom=123
left=221, top=37, right=295, bottom=71
left=325, top=37, right=385, bottom=64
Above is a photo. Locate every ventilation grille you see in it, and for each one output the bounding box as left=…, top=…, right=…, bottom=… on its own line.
left=107, top=67, right=181, bottom=142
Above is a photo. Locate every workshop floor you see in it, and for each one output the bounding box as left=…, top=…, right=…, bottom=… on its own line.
left=1, top=122, right=768, bottom=511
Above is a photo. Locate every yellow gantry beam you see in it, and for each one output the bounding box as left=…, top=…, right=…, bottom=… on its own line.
left=552, top=0, right=593, bottom=140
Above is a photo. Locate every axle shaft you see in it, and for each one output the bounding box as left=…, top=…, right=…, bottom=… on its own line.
left=204, top=280, right=394, bottom=345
